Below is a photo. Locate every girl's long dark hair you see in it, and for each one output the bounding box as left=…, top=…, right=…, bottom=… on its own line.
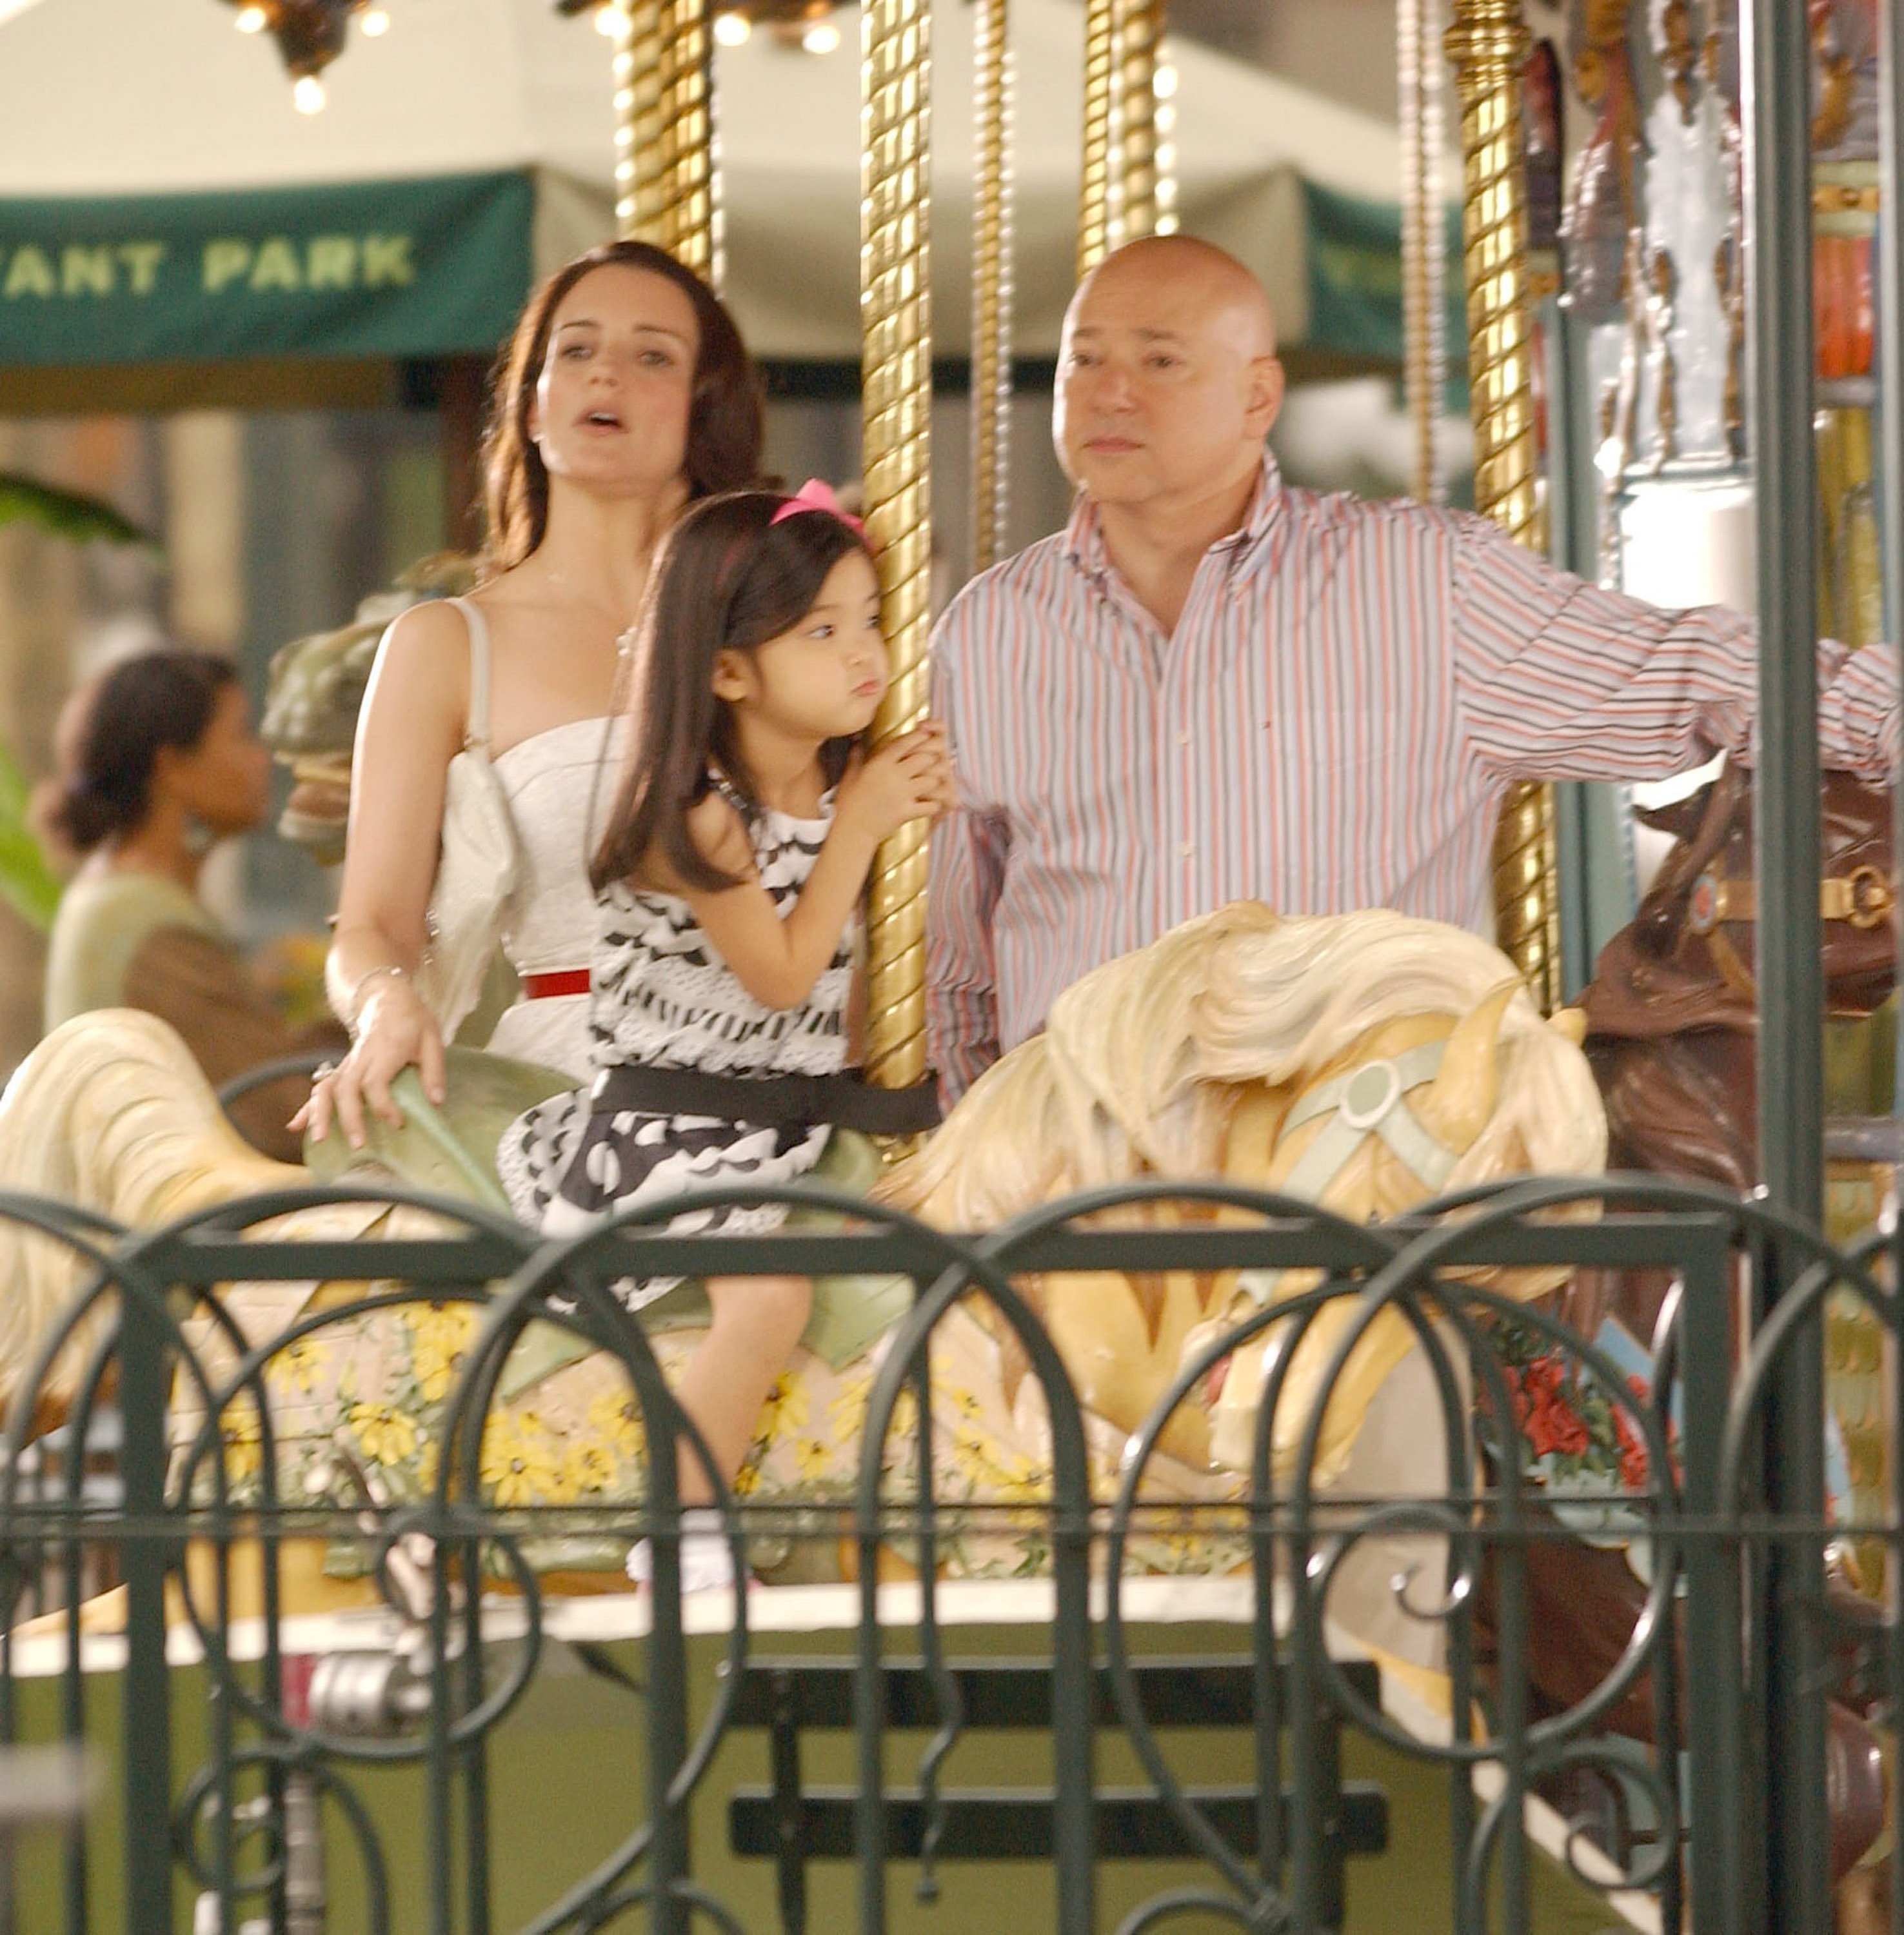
left=481, top=240, right=764, bottom=576
left=591, top=491, right=871, bottom=895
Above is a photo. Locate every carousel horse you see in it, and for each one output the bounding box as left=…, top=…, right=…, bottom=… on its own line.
left=0, top=903, right=1603, bottom=1632
left=1569, top=761, right=1898, bottom=1916
left=1582, top=759, right=1894, bottom=1210
left=880, top=901, right=1604, bottom=1486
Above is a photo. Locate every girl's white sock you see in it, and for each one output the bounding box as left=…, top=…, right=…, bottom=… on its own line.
left=626, top=1509, right=738, bottom=1593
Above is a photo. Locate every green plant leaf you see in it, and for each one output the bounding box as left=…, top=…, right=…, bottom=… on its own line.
left=0, top=472, right=155, bottom=551
left=0, top=744, right=62, bottom=933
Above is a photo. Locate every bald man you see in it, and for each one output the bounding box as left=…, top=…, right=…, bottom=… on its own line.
left=924, top=236, right=1899, bottom=1105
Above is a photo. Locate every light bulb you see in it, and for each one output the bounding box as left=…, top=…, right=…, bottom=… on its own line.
left=1155, top=141, right=1176, bottom=175
left=234, top=3, right=269, bottom=30
left=801, top=19, right=840, bottom=54
left=359, top=5, right=390, bottom=35
left=1153, top=62, right=1178, bottom=101
left=293, top=74, right=326, bottom=113
left=713, top=10, right=751, bottom=46
left=594, top=3, right=626, bottom=35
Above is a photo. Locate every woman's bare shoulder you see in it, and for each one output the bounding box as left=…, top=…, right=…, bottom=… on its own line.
left=357, top=600, right=471, bottom=751
left=379, top=595, right=479, bottom=664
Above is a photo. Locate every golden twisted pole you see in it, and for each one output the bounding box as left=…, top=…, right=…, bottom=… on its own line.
left=1078, top=0, right=1118, bottom=276
left=657, top=0, right=722, bottom=288
left=613, top=1, right=668, bottom=243
left=970, top=0, right=1013, bottom=575
left=861, top=0, right=934, bottom=1099
left=1114, top=0, right=1163, bottom=242
left=1447, top=0, right=1562, bottom=1012
left=1399, top=0, right=1447, bottom=504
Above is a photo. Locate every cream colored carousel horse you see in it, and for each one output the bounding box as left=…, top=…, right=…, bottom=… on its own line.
left=0, top=902, right=1603, bottom=1620
left=882, top=901, right=1605, bottom=1483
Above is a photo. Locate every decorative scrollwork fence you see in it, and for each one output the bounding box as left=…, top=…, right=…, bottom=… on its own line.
left=0, top=1172, right=1889, bottom=1933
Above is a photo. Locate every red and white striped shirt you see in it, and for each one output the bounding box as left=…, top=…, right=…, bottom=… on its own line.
left=926, top=453, right=1900, bottom=1104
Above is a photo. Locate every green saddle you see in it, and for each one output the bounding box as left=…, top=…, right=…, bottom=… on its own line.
left=304, top=1046, right=913, bottom=1393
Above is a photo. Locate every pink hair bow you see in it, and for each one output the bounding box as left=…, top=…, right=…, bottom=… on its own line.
left=771, top=477, right=864, bottom=533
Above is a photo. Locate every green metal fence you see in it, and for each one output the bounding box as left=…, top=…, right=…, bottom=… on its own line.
left=0, top=1170, right=1887, bottom=1933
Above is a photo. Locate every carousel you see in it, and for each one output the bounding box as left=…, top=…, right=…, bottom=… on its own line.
left=0, top=1, right=1894, bottom=1932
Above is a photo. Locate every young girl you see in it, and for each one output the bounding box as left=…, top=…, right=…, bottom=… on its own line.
left=497, top=483, right=952, bottom=1586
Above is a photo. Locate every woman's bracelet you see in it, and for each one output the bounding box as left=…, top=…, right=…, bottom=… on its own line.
left=345, top=962, right=412, bottom=1035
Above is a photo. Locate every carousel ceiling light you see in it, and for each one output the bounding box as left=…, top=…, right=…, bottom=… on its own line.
left=800, top=18, right=840, bottom=54
left=713, top=10, right=752, bottom=46
left=219, top=1, right=390, bottom=104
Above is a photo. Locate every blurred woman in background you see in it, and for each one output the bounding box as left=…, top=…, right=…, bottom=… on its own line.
left=39, top=647, right=345, bottom=1161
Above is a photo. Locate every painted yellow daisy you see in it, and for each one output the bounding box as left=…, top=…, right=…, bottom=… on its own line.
left=481, top=1411, right=563, bottom=1507
left=268, top=1333, right=333, bottom=1396
left=562, top=1438, right=618, bottom=1497
left=350, top=1402, right=421, bottom=1469
left=407, top=1303, right=478, bottom=1407
left=584, top=1389, right=644, bottom=1464
left=218, top=1400, right=263, bottom=1487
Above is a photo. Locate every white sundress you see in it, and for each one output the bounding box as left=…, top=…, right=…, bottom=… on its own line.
left=495, top=782, right=854, bottom=1307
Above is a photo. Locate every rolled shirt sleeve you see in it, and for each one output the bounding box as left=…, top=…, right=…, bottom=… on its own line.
left=1449, top=513, right=1900, bottom=786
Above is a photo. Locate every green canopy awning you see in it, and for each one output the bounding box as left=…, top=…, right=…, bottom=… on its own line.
left=1300, top=179, right=1469, bottom=399
left=0, top=172, right=532, bottom=369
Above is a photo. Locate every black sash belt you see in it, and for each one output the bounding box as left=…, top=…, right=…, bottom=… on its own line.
left=590, top=1062, right=941, bottom=1136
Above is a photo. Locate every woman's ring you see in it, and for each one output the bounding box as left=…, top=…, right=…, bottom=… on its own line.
left=311, top=1062, right=339, bottom=1085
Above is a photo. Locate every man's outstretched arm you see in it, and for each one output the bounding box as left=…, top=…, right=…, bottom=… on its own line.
left=1451, top=513, right=1900, bottom=784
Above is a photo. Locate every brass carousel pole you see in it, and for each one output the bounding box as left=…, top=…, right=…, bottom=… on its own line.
left=1400, top=0, right=1447, bottom=504
left=861, top=0, right=934, bottom=1101
left=1447, top=0, right=1562, bottom=1012
left=1114, top=0, right=1163, bottom=243
left=660, top=0, right=722, bottom=284
left=613, top=1, right=668, bottom=243
left=1078, top=0, right=1118, bottom=275
left=612, top=0, right=719, bottom=281
left=970, top=0, right=1013, bottom=575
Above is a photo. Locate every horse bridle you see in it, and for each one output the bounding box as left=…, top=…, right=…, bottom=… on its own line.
left=1661, top=764, right=1897, bottom=1005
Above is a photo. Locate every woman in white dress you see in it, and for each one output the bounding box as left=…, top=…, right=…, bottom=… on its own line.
left=299, top=241, right=765, bottom=1151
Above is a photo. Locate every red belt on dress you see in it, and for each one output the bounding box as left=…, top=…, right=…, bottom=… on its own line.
left=521, top=968, right=590, bottom=1000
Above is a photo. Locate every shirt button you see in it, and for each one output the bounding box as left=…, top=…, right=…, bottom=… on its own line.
left=1176, top=729, right=1191, bottom=748
left=1179, top=840, right=1195, bottom=859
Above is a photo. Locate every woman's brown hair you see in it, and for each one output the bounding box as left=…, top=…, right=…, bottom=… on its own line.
left=480, top=241, right=765, bottom=574
left=591, top=491, right=871, bottom=895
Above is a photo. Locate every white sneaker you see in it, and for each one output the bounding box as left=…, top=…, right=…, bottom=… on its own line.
left=627, top=1509, right=738, bottom=1593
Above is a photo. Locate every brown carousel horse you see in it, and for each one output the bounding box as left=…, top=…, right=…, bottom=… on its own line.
left=1542, top=760, right=1897, bottom=1912
left=1583, top=758, right=1894, bottom=1205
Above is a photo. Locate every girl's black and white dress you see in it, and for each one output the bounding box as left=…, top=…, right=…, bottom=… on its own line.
left=496, top=787, right=852, bottom=1308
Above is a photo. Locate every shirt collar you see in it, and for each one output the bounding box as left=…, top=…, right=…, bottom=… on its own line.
left=1062, top=448, right=1285, bottom=586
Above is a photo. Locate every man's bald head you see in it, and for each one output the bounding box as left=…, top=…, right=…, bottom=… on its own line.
left=1055, top=235, right=1285, bottom=519
left=1068, top=236, right=1278, bottom=358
